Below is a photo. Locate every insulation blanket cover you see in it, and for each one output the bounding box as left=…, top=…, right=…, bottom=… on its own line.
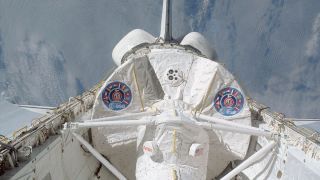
left=91, top=48, right=251, bottom=179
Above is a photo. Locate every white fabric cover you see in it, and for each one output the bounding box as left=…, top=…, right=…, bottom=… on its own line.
left=91, top=56, right=163, bottom=179
left=148, top=49, right=251, bottom=178
left=91, top=48, right=251, bottom=179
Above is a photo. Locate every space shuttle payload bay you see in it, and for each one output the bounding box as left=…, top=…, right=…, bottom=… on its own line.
left=0, top=0, right=320, bottom=180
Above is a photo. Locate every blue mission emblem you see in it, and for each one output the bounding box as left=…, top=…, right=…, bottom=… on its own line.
left=214, top=87, right=244, bottom=116
left=102, top=81, right=132, bottom=111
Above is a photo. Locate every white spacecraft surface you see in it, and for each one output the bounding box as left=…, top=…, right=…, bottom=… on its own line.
left=0, top=0, right=319, bottom=179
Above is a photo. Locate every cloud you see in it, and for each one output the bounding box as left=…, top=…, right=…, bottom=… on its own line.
left=306, top=13, right=320, bottom=57
left=261, top=12, right=320, bottom=119
left=0, top=33, right=81, bottom=106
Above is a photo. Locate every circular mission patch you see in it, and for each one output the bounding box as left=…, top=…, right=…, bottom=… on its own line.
left=101, top=81, right=132, bottom=111
left=214, top=87, right=244, bottom=116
